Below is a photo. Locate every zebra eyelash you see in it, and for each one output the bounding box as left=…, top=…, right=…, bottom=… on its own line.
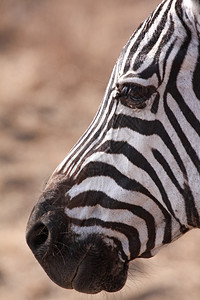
left=115, top=83, right=157, bottom=109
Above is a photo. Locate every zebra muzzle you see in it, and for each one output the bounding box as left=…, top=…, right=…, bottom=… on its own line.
left=26, top=201, right=128, bottom=294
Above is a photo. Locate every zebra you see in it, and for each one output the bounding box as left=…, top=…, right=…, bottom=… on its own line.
left=26, top=0, right=200, bottom=294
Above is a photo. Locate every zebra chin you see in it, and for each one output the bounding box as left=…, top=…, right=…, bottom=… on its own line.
left=26, top=195, right=128, bottom=294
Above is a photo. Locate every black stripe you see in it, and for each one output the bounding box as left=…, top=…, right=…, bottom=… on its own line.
left=193, top=42, right=200, bottom=100
left=152, top=149, right=200, bottom=226
left=167, top=72, right=200, bottom=141
left=97, top=140, right=181, bottom=224
left=76, top=161, right=172, bottom=244
left=171, top=2, right=200, bottom=135
left=151, top=93, right=160, bottom=114
left=138, top=15, right=175, bottom=85
left=69, top=217, right=141, bottom=260
left=163, top=4, right=200, bottom=175
left=164, top=100, right=200, bottom=174
left=68, top=190, right=156, bottom=253
left=162, top=38, right=176, bottom=84
left=133, top=2, right=172, bottom=71
left=123, top=0, right=166, bottom=73
left=67, top=100, right=120, bottom=178
left=112, top=114, right=187, bottom=176
left=152, top=149, right=184, bottom=194
left=59, top=88, right=116, bottom=175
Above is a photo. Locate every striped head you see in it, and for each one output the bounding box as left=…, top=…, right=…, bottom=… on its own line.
left=26, top=0, right=200, bottom=294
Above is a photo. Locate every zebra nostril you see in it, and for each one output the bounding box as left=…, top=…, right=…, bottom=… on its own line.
left=26, top=222, right=49, bottom=253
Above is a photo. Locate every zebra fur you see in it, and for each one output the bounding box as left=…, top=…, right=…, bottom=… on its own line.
left=26, top=0, right=200, bottom=294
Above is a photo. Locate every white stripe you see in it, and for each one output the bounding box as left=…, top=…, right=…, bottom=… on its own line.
left=66, top=99, right=118, bottom=176
left=69, top=224, right=131, bottom=259
left=66, top=205, right=148, bottom=255
left=54, top=64, right=118, bottom=175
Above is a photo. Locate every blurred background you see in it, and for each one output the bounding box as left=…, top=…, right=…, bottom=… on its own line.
left=1, top=0, right=200, bottom=299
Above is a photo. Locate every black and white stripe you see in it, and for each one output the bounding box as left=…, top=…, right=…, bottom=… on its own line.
left=50, top=0, right=200, bottom=261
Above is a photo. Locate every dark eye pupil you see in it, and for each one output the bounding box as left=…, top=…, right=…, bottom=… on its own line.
left=123, top=85, right=147, bottom=100
left=116, top=83, right=156, bottom=107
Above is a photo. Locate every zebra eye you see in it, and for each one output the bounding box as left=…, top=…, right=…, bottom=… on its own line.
left=116, top=83, right=157, bottom=109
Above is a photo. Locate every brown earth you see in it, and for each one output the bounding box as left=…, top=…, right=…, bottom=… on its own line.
left=1, top=1, right=200, bottom=299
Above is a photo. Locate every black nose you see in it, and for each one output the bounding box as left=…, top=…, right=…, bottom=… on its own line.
left=26, top=206, right=77, bottom=289
left=26, top=208, right=68, bottom=255
left=26, top=221, right=49, bottom=254
left=26, top=202, right=128, bottom=294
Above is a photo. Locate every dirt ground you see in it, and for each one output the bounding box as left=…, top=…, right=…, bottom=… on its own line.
left=1, top=1, right=200, bottom=299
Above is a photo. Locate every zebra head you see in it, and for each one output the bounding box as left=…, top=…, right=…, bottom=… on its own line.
left=26, top=0, right=200, bottom=294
